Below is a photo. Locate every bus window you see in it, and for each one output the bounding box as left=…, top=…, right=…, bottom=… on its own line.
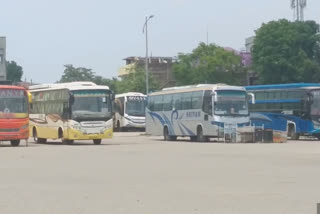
left=163, top=94, right=173, bottom=111
left=147, top=96, right=155, bottom=111
left=173, top=93, right=181, bottom=110
left=154, top=95, right=163, bottom=111
left=181, top=92, right=192, bottom=110
left=191, top=91, right=203, bottom=109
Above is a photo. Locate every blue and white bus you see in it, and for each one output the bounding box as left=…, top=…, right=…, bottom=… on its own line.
left=246, top=83, right=320, bottom=140
left=146, top=84, right=254, bottom=142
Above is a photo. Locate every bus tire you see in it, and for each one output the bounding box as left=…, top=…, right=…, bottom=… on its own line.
left=190, top=136, right=197, bottom=142
left=288, top=125, right=299, bottom=140
left=62, top=139, right=74, bottom=145
left=197, top=126, right=208, bottom=142
left=163, top=126, right=176, bottom=141
left=93, top=139, right=102, bottom=145
left=10, top=140, right=20, bottom=147
left=163, top=126, right=170, bottom=141
left=33, top=128, right=47, bottom=144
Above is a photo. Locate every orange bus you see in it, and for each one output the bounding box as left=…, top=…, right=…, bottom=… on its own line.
left=0, top=85, right=31, bottom=146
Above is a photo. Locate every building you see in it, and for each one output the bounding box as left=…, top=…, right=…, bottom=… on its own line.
left=118, top=56, right=176, bottom=88
left=0, top=37, right=6, bottom=80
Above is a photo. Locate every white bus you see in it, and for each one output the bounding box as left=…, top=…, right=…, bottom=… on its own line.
left=146, top=84, right=254, bottom=142
left=113, top=92, right=146, bottom=131
left=29, top=82, right=114, bottom=144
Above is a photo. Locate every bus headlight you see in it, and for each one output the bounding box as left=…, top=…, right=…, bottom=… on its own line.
left=21, top=124, right=29, bottom=130
left=314, top=124, right=320, bottom=130
left=71, top=123, right=81, bottom=130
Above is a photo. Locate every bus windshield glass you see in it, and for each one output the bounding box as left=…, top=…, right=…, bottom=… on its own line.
left=126, top=96, right=146, bottom=117
left=0, top=89, right=28, bottom=117
left=214, top=90, right=248, bottom=116
left=310, top=90, right=320, bottom=121
left=71, top=90, right=112, bottom=120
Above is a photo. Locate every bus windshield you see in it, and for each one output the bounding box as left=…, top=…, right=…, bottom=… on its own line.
left=0, top=89, right=28, bottom=117
left=71, top=90, right=112, bottom=120
left=214, top=90, right=248, bottom=116
left=310, top=90, right=320, bottom=121
left=125, top=96, right=146, bottom=117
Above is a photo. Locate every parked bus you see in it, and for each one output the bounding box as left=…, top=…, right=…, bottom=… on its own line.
left=0, top=85, right=31, bottom=146
left=29, top=82, right=114, bottom=144
left=246, top=83, right=320, bottom=140
left=113, top=92, right=146, bottom=131
left=146, top=84, right=254, bottom=142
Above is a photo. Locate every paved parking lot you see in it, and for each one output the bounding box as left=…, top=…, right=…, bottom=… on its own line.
left=0, top=133, right=320, bottom=214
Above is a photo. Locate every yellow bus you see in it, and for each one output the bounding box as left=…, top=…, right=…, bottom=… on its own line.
left=29, top=82, right=114, bottom=144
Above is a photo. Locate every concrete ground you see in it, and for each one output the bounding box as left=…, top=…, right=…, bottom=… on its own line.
left=0, top=133, right=320, bottom=214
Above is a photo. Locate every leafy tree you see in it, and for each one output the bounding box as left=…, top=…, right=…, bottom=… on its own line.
left=252, top=19, right=320, bottom=84
left=173, top=43, right=247, bottom=86
left=94, top=75, right=118, bottom=93
left=58, top=64, right=158, bottom=94
left=116, top=65, right=159, bottom=94
left=59, top=64, right=95, bottom=82
left=6, top=61, right=23, bottom=82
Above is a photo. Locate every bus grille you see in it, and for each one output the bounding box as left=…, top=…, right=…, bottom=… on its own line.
left=0, top=128, right=19, bottom=132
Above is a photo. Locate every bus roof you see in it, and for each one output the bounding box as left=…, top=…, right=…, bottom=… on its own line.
left=0, top=85, right=26, bottom=90
left=246, top=83, right=320, bottom=91
left=115, top=92, right=146, bottom=98
left=150, top=84, right=246, bottom=96
left=29, top=81, right=110, bottom=92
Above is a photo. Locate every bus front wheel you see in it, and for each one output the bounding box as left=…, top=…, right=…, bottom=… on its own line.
left=197, top=126, right=208, bottom=142
left=163, top=126, right=176, bottom=141
left=10, top=140, right=20, bottom=147
left=93, top=139, right=102, bottom=145
left=62, top=139, right=74, bottom=145
left=33, top=129, right=47, bottom=144
left=288, top=125, right=299, bottom=140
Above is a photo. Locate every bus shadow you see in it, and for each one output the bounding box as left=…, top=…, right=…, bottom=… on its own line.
left=153, top=138, right=224, bottom=144
left=29, top=141, right=120, bottom=146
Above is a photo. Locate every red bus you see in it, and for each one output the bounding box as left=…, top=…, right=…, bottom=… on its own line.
left=0, top=85, right=31, bottom=146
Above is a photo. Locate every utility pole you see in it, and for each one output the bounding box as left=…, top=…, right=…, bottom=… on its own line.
left=143, top=15, right=154, bottom=94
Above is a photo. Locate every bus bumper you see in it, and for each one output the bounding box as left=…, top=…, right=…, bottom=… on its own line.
left=0, top=129, right=29, bottom=141
left=66, top=128, right=113, bottom=140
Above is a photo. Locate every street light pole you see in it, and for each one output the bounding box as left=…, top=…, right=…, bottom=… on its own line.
left=143, top=15, right=154, bottom=94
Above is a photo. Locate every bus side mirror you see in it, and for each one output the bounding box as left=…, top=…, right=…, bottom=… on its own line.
left=212, top=91, right=218, bottom=102
left=28, top=92, right=32, bottom=104
left=69, top=94, right=75, bottom=105
left=248, top=93, right=255, bottom=104
left=111, top=93, right=115, bottom=101
left=307, top=94, right=313, bottom=104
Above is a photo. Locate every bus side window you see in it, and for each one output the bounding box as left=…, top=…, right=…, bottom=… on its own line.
left=171, top=93, right=180, bottom=110
left=181, top=92, right=192, bottom=110
left=191, top=91, right=203, bottom=109
left=147, top=96, right=154, bottom=111
left=154, top=95, right=163, bottom=111
left=163, top=94, right=173, bottom=111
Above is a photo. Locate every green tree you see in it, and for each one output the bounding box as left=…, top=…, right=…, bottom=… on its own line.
left=252, top=19, right=320, bottom=84
left=116, top=65, right=159, bottom=94
left=173, top=43, right=247, bottom=86
left=59, top=64, right=95, bottom=82
left=59, top=64, right=118, bottom=92
left=93, top=75, right=118, bottom=93
left=6, top=61, right=23, bottom=82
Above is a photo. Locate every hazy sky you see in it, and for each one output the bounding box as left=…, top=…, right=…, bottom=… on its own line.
left=0, top=0, right=319, bottom=83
